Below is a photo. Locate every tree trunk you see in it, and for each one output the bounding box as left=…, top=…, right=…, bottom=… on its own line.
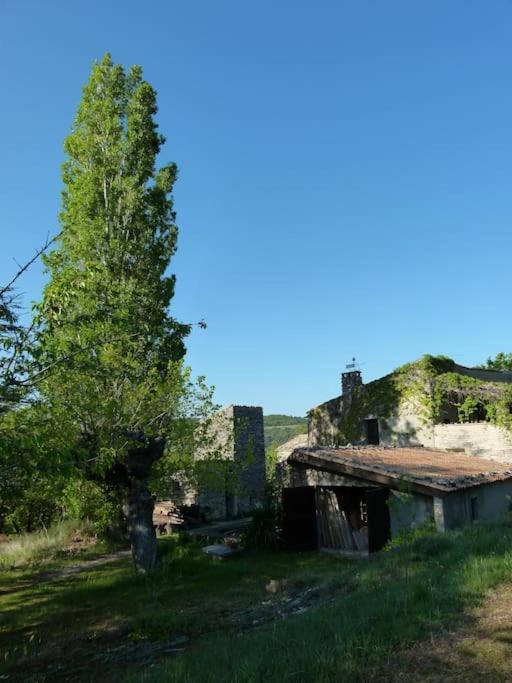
left=123, top=434, right=166, bottom=575
left=126, top=481, right=158, bottom=574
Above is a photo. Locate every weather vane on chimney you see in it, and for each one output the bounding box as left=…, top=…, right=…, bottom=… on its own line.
left=346, top=357, right=357, bottom=370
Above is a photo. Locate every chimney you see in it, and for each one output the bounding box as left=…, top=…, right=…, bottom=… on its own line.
left=342, top=370, right=362, bottom=397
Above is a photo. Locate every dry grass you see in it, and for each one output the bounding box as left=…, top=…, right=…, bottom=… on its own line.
left=0, top=519, right=96, bottom=569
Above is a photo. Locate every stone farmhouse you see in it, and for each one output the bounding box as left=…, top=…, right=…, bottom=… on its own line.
left=281, top=356, right=512, bottom=555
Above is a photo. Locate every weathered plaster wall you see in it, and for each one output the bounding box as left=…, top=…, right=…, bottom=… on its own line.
left=381, top=414, right=512, bottom=463
left=378, top=406, right=426, bottom=447
left=388, top=491, right=433, bottom=537
left=427, top=424, right=512, bottom=463
left=434, top=479, right=512, bottom=531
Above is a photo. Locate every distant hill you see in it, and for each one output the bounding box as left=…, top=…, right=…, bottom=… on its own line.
left=264, top=414, right=307, bottom=448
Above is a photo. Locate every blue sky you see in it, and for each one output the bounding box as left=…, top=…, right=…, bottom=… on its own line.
left=1, top=0, right=512, bottom=415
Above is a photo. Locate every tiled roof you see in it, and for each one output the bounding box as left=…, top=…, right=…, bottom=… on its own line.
left=289, top=446, right=512, bottom=494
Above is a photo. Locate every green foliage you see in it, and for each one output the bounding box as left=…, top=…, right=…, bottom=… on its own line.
left=0, top=404, right=76, bottom=534
left=385, top=516, right=437, bottom=550
left=265, top=443, right=279, bottom=481
left=0, top=285, right=24, bottom=413
left=264, top=415, right=307, bottom=427
left=483, top=352, right=512, bottom=371
left=264, top=414, right=307, bottom=449
left=29, top=54, right=213, bottom=549
left=60, top=479, right=123, bottom=536
left=36, top=52, right=191, bottom=453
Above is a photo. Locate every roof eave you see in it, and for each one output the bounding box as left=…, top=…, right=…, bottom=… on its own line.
left=289, top=449, right=460, bottom=497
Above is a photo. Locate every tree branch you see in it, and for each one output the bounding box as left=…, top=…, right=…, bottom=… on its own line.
left=0, top=233, right=59, bottom=298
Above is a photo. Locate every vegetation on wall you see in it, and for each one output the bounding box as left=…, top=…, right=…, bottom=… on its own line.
left=311, top=354, right=512, bottom=446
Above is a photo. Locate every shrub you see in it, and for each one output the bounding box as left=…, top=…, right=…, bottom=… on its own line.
left=61, top=478, right=125, bottom=538
left=385, top=517, right=437, bottom=551
left=244, top=505, right=282, bottom=550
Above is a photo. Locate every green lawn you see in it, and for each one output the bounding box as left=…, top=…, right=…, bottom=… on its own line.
left=3, top=517, right=512, bottom=681
left=0, top=534, right=345, bottom=681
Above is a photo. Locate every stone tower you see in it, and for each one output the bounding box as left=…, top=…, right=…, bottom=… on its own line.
left=197, top=405, right=266, bottom=519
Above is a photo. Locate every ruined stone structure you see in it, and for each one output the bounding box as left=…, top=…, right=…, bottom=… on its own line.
left=308, top=357, right=512, bottom=464
left=164, top=405, right=266, bottom=521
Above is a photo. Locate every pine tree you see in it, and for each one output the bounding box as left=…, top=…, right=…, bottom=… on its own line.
left=37, top=54, right=197, bottom=573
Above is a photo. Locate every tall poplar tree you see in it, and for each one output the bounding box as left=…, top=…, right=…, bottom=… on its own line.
left=37, top=54, right=199, bottom=573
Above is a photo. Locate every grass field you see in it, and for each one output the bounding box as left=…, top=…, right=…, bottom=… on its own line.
left=3, top=516, right=512, bottom=681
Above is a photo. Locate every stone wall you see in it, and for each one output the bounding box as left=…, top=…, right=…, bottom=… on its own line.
left=308, top=396, right=344, bottom=446
left=428, top=424, right=512, bottom=463
left=382, top=414, right=512, bottom=464
left=231, top=405, right=266, bottom=515
left=197, top=405, right=266, bottom=519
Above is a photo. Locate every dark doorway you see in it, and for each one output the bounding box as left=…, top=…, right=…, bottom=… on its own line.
left=282, top=487, right=317, bottom=551
left=225, top=492, right=237, bottom=518
left=470, top=496, right=479, bottom=522
left=365, top=419, right=380, bottom=445
left=366, top=487, right=391, bottom=551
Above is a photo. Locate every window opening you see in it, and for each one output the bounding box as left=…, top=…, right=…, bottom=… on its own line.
left=365, top=419, right=380, bottom=445
left=470, top=497, right=479, bottom=522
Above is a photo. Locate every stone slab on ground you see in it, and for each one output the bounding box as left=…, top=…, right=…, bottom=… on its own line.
left=202, top=544, right=240, bottom=559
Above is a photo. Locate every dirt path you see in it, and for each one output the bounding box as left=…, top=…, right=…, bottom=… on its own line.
left=0, top=550, right=131, bottom=595
left=376, top=584, right=512, bottom=682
